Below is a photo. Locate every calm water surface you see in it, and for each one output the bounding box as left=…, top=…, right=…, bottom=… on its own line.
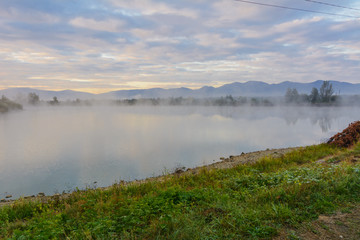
left=1, top=105, right=359, bottom=199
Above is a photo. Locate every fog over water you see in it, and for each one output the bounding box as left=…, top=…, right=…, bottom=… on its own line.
left=1, top=105, right=360, bottom=199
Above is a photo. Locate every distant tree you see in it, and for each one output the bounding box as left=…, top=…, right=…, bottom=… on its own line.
left=250, top=98, right=259, bottom=106
left=151, top=98, right=160, bottom=106
left=299, top=94, right=309, bottom=103
left=1, top=95, right=8, bottom=101
left=225, top=95, right=236, bottom=106
left=309, top=87, right=319, bottom=104
left=0, top=95, right=23, bottom=112
left=169, top=97, right=183, bottom=105
left=262, top=99, right=274, bottom=106
left=125, top=99, right=137, bottom=105
left=285, top=88, right=299, bottom=103
left=28, top=92, right=40, bottom=105
left=319, top=81, right=334, bottom=103
left=49, top=96, right=59, bottom=105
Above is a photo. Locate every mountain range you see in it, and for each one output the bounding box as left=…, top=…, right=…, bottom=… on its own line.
left=1, top=80, right=359, bottom=101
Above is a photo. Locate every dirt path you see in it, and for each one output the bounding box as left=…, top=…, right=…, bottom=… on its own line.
left=198, top=147, right=297, bottom=171
left=276, top=205, right=360, bottom=240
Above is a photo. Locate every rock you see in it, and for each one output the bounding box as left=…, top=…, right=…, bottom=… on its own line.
left=0, top=199, right=6, bottom=202
left=175, top=168, right=185, bottom=174
left=5, top=195, right=12, bottom=198
left=316, top=159, right=326, bottom=164
left=53, top=193, right=61, bottom=200
left=220, top=157, right=225, bottom=160
left=241, top=152, right=245, bottom=155
left=38, top=192, right=45, bottom=197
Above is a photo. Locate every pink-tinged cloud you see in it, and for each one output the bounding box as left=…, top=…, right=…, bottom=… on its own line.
left=0, top=0, right=359, bottom=92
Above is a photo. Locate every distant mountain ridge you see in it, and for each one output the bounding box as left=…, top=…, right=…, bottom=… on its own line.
left=0, top=88, right=94, bottom=101
left=98, top=80, right=360, bottom=99
left=1, top=80, right=359, bottom=101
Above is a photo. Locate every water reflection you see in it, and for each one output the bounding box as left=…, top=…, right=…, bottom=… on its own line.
left=1, top=105, right=359, bottom=199
left=282, top=108, right=334, bottom=133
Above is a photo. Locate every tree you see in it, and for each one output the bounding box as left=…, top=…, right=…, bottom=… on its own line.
left=28, top=92, right=40, bottom=105
left=1, top=95, right=8, bottom=101
left=0, top=95, right=23, bottom=112
left=285, top=88, right=299, bottom=103
left=319, top=81, right=334, bottom=103
left=49, top=96, right=59, bottom=105
left=309, top=87, right=319, bottom=104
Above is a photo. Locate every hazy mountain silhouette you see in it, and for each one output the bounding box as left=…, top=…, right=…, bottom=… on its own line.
left=0, top=88, right=94, bottom=101
left=100, top=80, right=360, bottom=99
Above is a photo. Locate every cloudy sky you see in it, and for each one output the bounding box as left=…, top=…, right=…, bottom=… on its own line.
left=0, top=0, right=359, bottom=93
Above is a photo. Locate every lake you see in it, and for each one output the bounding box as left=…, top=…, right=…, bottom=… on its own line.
left=1, top=105, right=360, bottom=199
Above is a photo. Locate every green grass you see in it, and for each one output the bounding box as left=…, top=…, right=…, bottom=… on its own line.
left=1, top=143, right=360, bottom=239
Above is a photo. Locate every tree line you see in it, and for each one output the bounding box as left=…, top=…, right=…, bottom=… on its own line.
left=28, top=93, right=60, bottom=105
left=0, top=80, right=345, bottom=110
left=285, top=81, right=337, bottom=104
left=26, top=92, right=276, bottom=107
left=0, top=95, right=23, bottom=113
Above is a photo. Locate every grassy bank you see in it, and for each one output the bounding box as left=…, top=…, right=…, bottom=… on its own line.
left=1, top=143, right=360, bottom=239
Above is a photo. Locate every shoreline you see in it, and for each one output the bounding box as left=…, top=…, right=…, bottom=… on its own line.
left=0, top=146, right=299, bottom=207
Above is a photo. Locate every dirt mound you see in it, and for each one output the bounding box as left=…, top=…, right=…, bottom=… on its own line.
left=327, top=121, right=360, bottom=148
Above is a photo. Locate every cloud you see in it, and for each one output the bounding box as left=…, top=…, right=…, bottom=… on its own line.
left=108, top=0, right=198, bottom=18
left=0, top=0, right=359, bottom=92
left=70, top=17, right=125, bottom=32
left=194, top=33, right=241, bottom=49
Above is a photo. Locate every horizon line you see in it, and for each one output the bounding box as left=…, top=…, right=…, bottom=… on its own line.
left=0, top=79, right=349, bottom=94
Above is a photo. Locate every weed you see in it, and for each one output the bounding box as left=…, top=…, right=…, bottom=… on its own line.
left=287, top=230, right=301, bottom=240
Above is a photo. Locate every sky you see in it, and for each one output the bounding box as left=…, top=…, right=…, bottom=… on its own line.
left=0, top=0, right=359, bottom=93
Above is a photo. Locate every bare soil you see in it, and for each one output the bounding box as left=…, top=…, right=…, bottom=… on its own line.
left=276, top=205, right=360, bottom=240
